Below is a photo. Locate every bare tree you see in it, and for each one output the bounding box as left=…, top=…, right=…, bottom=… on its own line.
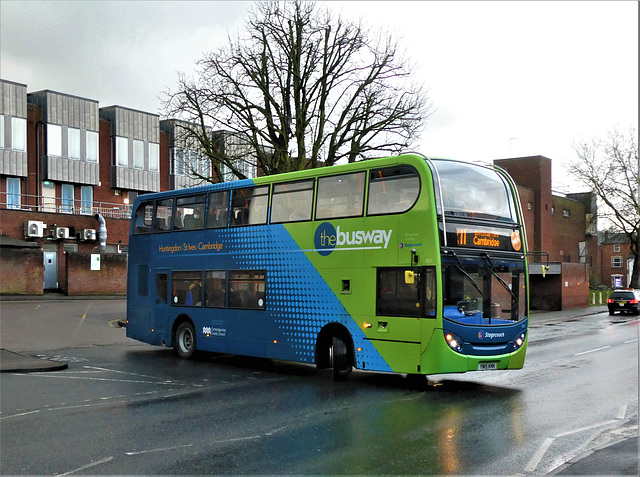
left=570, top=126, right=639, bottom=287
left=163, top=0, right=432, bottom=181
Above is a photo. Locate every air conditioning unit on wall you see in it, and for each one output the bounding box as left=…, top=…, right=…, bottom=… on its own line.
left=24, top=220, right=46, bottom=238
left=79, top=229, right=96, bottom=241
left=50, top=226, right=70, bottom=239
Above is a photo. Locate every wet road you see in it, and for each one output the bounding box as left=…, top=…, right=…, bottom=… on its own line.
left=0, top=300, right=637, bottom=475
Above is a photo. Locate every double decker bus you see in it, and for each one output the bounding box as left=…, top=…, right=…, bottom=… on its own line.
left=126, top=153, right=528, bottom=380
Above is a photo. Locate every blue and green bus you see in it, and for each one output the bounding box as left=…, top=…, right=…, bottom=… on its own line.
left=126, top=153, right=528, bottom=380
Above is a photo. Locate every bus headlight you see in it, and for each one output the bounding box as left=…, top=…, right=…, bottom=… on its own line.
left=444, top=331, right=464, bottom=352
left=514, top=331, right=527, bottom=350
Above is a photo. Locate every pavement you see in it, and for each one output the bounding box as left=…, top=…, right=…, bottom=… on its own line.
left=0, top=299, right=637, bottom=475
left=0, top=348, right=68, bottom=372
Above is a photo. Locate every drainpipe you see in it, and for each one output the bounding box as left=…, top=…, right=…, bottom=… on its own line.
left=94, top=213, right=107, bottom=251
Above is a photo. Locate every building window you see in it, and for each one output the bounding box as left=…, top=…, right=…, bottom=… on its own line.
left=6, top=177, right=21, bottom=209
left=613, top=244, right=621, bottom=253
left=116, top=137, right=129, bottom=166
left=47, top=124, right=62, bottom=157
left=612, top=275, right=623, bottom=288
left=86, top=131, right=99, bottom=162
left=527, top=202, right=533, bottom=211
left=42, top=181, right=56, bottom=212
left=61, top=183, right=74, bottom=213
left=11, top=117, right=26, bottom=152
left=133, top=139, right=144, bottom=169
left=63, top=243, right=78, bottom=253
left=0, top=115, right=4, bottom=149
left=68, top=128, right=81, bottom=160
left=579, top=241, right=586, bottom=264
left=173, top=148, right=185, bottom=175
left=8, top=117, right=25, bottom=151
left=611, top=256, right=623, bottom=268
left=81, top=186, right=93, bottom=215
left=563, top=209, right=571, bottom=218
left=551, top=207, right=555, bottom=215
left=149, top=142, right=159, bottom=172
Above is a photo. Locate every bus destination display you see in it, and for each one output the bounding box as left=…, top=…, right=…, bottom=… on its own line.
left=445, top=225, right=522, bottom=252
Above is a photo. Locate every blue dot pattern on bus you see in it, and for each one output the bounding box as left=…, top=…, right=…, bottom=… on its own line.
left=222, top=223, right=391, bottom=372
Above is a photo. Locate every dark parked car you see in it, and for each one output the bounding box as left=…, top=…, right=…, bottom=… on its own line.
left=607, top=289, right=640, bottom=315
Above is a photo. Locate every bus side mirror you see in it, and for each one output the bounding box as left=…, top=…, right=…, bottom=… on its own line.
left=405, top=270, right=415, bottom=284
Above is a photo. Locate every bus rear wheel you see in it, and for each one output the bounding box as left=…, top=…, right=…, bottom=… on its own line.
left=331, top=336, right=352, bottom=381
left=175, top=321, right=197, bottom=359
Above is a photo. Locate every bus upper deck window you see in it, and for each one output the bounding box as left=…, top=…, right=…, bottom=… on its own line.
left=207, top=191, right=230, bottom=229
left=154, top=199, right=173, bottom=233
left=175, top=195, right=206, bottom=231
left=133, top=201, right=153, bottom=235
left=270, top=180, right=314, bottom=223
left=231, top=186, right=269, bottom=226
left=367, top=166, right=420, bottom=215
left=315, top=172, right=365, bottom=220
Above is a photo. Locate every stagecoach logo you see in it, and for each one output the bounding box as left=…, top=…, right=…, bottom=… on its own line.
left=478, top=330, right=505, bottom=340
left=314, top=222, right=393, bottom=256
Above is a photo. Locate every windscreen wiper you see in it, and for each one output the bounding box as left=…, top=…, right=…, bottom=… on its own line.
left=482, top=252, right=518, bottom=303
left=445, top=250, right=484, bottom=298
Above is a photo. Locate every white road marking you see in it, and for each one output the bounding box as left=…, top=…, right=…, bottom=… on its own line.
left=13, top=373, right=184, bottom=385
left=525, top=437, right=554, bottom=472
left=125, top=444, right=193, bottom=456
left=525, top=418, right=625, bottom=473
left=617, top=403, right=628, bottom=420
left=573, top=345, right=611, bottom=356
left=55, top=456, right=113, bottom=476
left=0, top=410, right=41, bottom=421
left=554, top=419, right=619, bottom=438
left=83, top=365, right=176, bottom=382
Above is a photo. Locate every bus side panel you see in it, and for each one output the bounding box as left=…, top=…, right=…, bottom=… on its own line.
left=220, top=224, right=394, bottom=372
left=126, top=234, right=154, bottom=343
left=126, top=306, right=151, bottom=343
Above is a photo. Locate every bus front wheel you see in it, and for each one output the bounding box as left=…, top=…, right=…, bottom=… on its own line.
left=331, top=336, right=352, bottom=381
left=175, top=321, right=197, bottom=359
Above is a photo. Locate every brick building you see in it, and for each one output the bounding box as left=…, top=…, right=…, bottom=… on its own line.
left=600, top=232, right=634, bottom=288
left=495, top=156, right=598, bottom=310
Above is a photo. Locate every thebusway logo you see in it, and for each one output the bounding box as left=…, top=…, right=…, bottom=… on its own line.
left=314, top=222, right=392, bottom=256
left=478, top=331, right=505, bottom=340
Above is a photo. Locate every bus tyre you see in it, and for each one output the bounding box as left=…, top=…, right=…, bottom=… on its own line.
left=175, top=321, right=197, bottom=359
left=332, top=336, right=352, bottom=381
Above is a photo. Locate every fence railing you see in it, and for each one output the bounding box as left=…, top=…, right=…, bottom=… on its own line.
left=0, top=192, right=132, bottom=219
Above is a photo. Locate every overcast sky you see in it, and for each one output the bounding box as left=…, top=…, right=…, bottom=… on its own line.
left=1, top=1, right=637, bottom=191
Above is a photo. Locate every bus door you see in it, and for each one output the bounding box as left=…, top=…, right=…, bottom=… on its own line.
left=374, top=267, right=437, bottom=373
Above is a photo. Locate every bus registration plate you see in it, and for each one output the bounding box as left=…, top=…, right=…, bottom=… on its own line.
left=478, top=362, right=497, bottom=371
